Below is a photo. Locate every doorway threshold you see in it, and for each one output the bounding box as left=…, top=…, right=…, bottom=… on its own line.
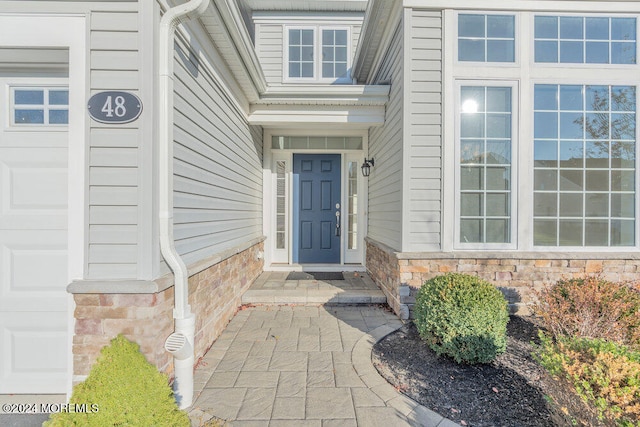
left=266, top=264, right=366, bottom=272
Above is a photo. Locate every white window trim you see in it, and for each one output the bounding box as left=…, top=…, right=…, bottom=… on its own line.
left=444, top=9, right=640, bottom=252
left=283, top=25, right=353, bottom=84
left=454, top=80, right=519, bottom=250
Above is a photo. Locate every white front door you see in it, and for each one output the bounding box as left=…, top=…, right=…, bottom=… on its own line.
left=0, top=78, right=69, bottom=393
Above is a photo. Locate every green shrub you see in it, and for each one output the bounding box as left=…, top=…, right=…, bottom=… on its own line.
left=414, top=273, right=509, bottom=364
left=45, top=334, right=189, bottom=427
left=532, top=276, right=640, bottom=348
left=536, top=333, right=640, bottom=426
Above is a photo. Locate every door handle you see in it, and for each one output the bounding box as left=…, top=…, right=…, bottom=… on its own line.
left=335, top=207, right=341, bottom=237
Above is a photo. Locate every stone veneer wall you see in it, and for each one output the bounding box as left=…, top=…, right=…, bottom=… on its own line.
left=72, top=241, right=264, bottom=380
left=366, top=238, right=640, bottom=319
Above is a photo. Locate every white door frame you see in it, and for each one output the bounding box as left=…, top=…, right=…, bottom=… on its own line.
left=262, top=129, right=368, bottom=270
left=0, top=14, right=87, bottom=397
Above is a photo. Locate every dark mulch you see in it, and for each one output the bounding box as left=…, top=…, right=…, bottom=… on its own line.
left=372, top=316, right=604, bottom=427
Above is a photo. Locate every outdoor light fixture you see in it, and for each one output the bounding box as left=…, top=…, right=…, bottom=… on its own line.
left=361, top=157, right=375, bottom=177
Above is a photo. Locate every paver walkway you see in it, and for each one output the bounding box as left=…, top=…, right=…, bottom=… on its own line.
left=189, top=304, right=459, bottom=427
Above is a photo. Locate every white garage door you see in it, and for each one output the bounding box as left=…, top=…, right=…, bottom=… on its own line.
left=0, top=78, right=69, bottom=393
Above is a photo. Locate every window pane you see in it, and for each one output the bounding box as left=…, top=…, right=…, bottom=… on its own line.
left=289, top=29, right=300, bottom=44
left=486, top=193, right=509, bottom=216
left=534, top=112, right=558, bottom=138
left=461, top=219, right=483, bottom=243
left=535, top=85, right=558, bottom=110
left=586, top=170, right=609, bottom=191
left=559, top=191, right=582, bottom=216
left=559, top=170, right=583, bottom=191
left=560, top=16, right=583, bottom=39
left=534, top=219, right=557, bottom=245
left=289, top=63, right=300, bottom=78
left=560, top=112, right=583, bottom=139
left=335, top=30, right=347, bottom=45
left=585, top=193, right=608, bottom=217
left=487, top=87, right=511, bottom=112
left=612, top=18, right=636, bottom=41
left=459, top=39, right=485, bottom=62
left=487, top=15, right=514, bottom=38
left=611, top=170, right=635, bottom=191
left=15, top=109, right=44, bottom=124
left=535, top=41, right=558, bottom=62
left=335, top=63, right=347, bottom=78
left=586, top=17, right=609, bottom=40
left=487, top=40, right=514, bottom=62
left=486, top=140, right=511, bottom=164
left=560, top=41, right=584, bottom=63
left=612, top=86, right=635, bottom=111
left=534, top=140, right=558, bottom=167
left=559, top=220, right=583, bottom=245
left=535, top=169, right=558, bottom=191
left=461, top=193, right=483, bottom=216
left=585, top=220, right=609, bottom=245
left=486, top=167, right=510, bottom=190
left=534, top=193, right=558, bottom=216
left=486, top=114, right=511, bottom=138
left=611, top=220, right=635, bottom=246
left=301, top=63, right=314, bottom=78
left=560, top=85, right=583, bottom=111
left=322, top=63, right=334, bottom=78
left=461, top=167, right=483, bottom=190
left=49, top=109, right=68, bottom=124
left=586, top=42, right=609, bottom=63
left=486, top=219, right=509, bottom=243
left=535, top=16, right=558, bottom=38
left=611, top=193, right=635, bottom=217
left=459, top=14, right=485, bottom=37
left=461, top=113, right=485, bottom=138
left=322, top=30, right=333, bottom=45
left=49, top=90, right=69, bottom=105
left=15, top=90, right=43, bottom=105
left=560, top=141, right=583, bottom=167
left=586, top=141, right=609, bottom=167
left=301, top=29, right=313, bottom=45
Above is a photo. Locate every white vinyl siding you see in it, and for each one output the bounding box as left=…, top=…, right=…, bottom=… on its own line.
left=406, top=10, right=443, bottom=251
left=255, top=23, right=284, bottom=85
left=173, top=36, right=263, bottom=266
left=368, top=22, right=404, bottom=250
left=87, top=8, right=142, bottom=279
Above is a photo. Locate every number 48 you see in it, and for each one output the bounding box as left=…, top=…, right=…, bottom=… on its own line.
left=101, top=95, right=127, bottom=118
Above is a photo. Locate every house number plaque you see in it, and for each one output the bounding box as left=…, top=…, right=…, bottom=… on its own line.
left=87, top=91, right=143, bottom=124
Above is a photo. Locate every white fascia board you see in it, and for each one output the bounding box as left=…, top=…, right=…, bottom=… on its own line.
left=352, top=0, right=400, bottom=82
left=203, top=0, right=268, bottom=95
left=258, top=84, right=390, bottom=105
left=403, top=0, right=640, bottom=12
left=252, top=12, right=364, bottom=24
left=244, top=0, right=368, bottom=13
left=248, top=105, right=386, bottom=128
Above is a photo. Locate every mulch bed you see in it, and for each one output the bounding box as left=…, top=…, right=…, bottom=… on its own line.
left=372, top=316, right=604, bottom=427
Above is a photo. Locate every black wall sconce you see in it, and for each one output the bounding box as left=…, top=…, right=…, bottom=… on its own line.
left=361, top=157, right=375, bottom=177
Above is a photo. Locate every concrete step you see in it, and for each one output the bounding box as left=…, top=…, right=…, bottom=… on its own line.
left=242, top=271, right=387, bottom=305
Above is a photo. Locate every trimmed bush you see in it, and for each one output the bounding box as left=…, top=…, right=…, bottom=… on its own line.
left=414, top=273, right=509, bottom=364
left=45, top=334, right=190, bottom=427
left=536, top=334, right=640, bottom=426
left=533, top=276, right=640, bottom=348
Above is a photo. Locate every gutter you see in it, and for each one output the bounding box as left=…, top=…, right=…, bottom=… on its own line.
left=158, top=0, right=210, bottom=410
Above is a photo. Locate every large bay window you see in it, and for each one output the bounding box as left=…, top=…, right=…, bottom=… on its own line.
left=451, top=11, right=639, bottom=250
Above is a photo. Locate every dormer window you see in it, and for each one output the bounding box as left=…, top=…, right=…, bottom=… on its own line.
left=285, top=26, right=351, bottom=83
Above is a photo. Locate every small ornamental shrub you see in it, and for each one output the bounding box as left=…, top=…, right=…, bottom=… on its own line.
left=536, top=334, right=640, bottom=426
left=414, top=273, right=509, bottom=364
left=532, top=276, right=640, bottom=348
left=45, top=334, right=189, bottom=427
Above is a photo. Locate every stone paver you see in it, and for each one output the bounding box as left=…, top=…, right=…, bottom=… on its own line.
left=189, top=303, right=460, bottom=427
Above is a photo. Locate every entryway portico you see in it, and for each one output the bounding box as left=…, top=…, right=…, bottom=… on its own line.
left=263, top=130, right=369, bottom=270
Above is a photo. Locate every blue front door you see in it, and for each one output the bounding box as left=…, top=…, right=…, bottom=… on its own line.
left=293, top=154, right=341, bottom=263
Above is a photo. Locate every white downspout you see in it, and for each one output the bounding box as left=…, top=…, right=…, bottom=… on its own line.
left=159, top=0, right=209, bottom=410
